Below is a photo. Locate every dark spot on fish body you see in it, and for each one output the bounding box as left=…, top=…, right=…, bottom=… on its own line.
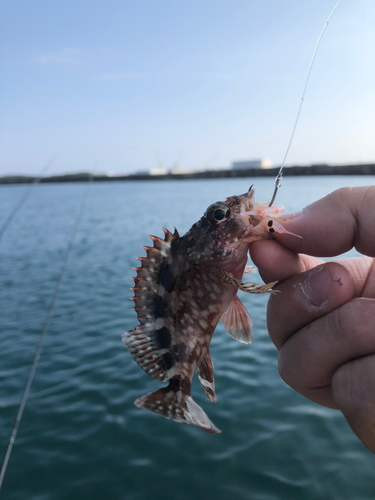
left=154, top=294, right=165, bottom=318
left=167, top=374, right=190, bottom=395
left=154, top=326, right=172, bottom=350
left=180, top=376, right=191, bottom=395
left=187, top=237, right=196, bottom=249
left=161, top=352, right=175, bottom=370
left=169, top=342, right=189, bottom=363
left=158, top=262, right=175, bottom=293
left=169, top=375, right=181, bottom=392
left=171, top=240, right=179, bottom=258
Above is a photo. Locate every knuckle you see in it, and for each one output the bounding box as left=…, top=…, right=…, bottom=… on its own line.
left=332, top=357, right=375, bottom=421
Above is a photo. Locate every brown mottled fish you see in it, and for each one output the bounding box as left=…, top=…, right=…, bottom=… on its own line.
left=122, top=187, right=299, bottom=433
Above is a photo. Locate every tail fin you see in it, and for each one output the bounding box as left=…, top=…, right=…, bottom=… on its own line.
left=134, top=385, right=221, bottom=434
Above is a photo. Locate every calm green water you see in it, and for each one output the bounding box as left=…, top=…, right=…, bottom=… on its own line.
left=1, top=176, right=375, bottom=500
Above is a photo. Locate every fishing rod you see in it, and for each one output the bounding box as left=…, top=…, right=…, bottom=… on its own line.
left=269, top=0, right=344, bottom=207
left=0, top=156, right=57, bottom=242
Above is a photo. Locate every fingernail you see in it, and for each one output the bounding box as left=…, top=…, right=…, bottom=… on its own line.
left=281, top=208, right=306, bottom=221
left=301, top=266, right=330, bottom=307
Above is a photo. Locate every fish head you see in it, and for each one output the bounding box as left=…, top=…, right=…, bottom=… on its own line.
left=185, top=186, right=259, bottom=268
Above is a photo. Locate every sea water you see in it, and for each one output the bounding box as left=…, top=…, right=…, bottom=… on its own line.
left=1, top=176, right=375, bottom=500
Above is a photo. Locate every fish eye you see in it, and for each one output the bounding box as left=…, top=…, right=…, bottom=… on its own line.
left=213, top=208, right=226, bottom=221
left=205, top=203, right=231, bottom=225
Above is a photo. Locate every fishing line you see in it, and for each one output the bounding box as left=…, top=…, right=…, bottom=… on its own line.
left=269, top=0, right=344, bottom=207
left=0, top=156, right=57, bottom=242
left=0, top=173, right=93, bottom=492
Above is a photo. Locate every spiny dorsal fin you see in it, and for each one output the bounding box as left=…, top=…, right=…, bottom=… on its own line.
left=123, top=227, right=180, bottom=381
left=221, top=295, right=253, bottom=344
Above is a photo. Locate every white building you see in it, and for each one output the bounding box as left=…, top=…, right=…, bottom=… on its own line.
left=231, top=158, right=272, bottom=170
left=149, top=167, right=168, bottom=176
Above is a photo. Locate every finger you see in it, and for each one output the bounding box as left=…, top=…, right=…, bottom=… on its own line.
left=278, top=298, right=375, bottom=409
left=250, top=239, right=323, bottom=283
left=267, top=262, right=355, bottom=350
left=332, top=354, right=375, bottom=453
left=267, top=257, right=374, bottom=349
left=272, top=186, right=375, bottom=257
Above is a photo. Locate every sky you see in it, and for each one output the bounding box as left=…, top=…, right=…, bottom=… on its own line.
left=1, top=0, right=375, bottom=176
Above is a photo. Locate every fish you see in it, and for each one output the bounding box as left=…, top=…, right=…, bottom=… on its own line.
left=122, top=186, right=299, bottom=433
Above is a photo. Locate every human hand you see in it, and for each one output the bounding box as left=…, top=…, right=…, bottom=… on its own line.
left=250, top=186, right=375, bottom=453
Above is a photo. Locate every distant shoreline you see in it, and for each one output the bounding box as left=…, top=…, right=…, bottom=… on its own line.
left=1, top=163, right=375, bottom=185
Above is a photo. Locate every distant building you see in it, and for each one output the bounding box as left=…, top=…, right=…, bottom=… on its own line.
left=171, top=168, right=196, bottom=175
left=231, top=158, right=273, bottom=170
left=149, top=167, right=168, bottom=176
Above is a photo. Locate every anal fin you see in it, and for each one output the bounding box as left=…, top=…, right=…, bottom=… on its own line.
left=197, top=352, right=216, bottom=402
left=221, top=295, right=253, bottom=344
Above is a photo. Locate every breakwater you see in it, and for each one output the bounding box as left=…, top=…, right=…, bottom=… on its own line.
left=1, top=163, right=375, bottom=185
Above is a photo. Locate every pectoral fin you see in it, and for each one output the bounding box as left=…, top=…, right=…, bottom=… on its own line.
left=216, top=270, right=278, bottom=294
left=197, top=352, right=216, bottom=402
left=221, top=295, right=253, bottom=344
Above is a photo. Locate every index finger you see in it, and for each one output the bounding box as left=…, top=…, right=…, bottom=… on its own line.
left=271, top=186, right=375, bottom=258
